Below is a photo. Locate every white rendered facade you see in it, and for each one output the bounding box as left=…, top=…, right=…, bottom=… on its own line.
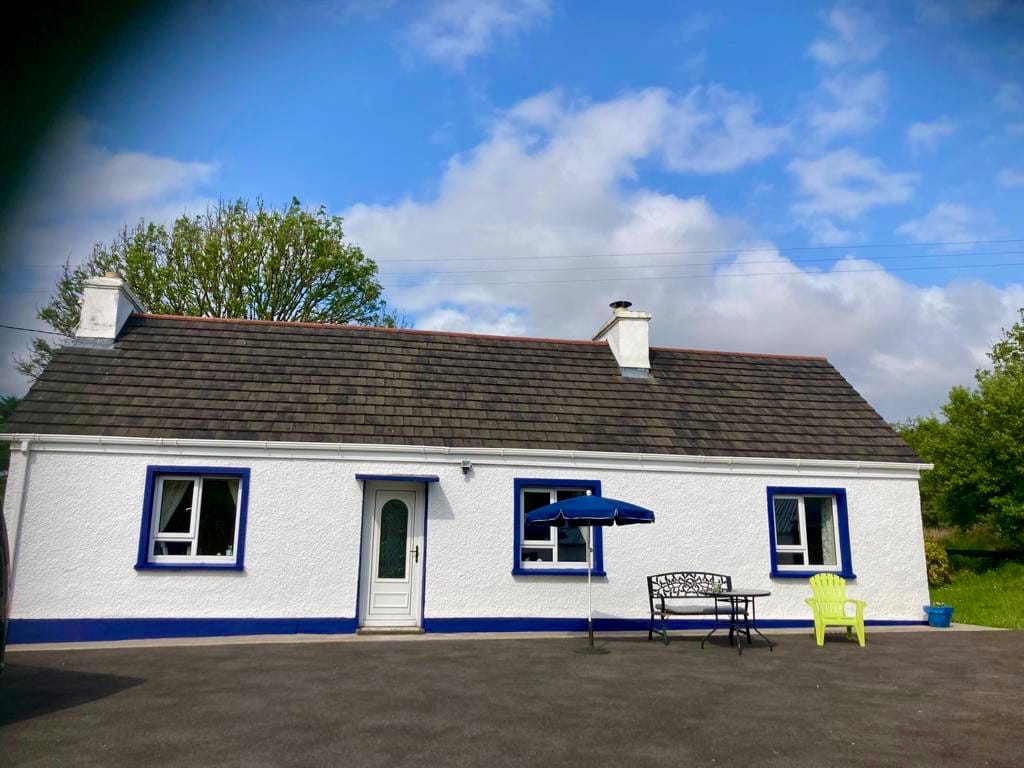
left=2, top=434, right=931, bottom=642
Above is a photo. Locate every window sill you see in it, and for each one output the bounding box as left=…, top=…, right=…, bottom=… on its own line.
left=770, top=570, right=856, bottom=580
left=513, top=567, right=607, bottom=577
left=135, top=562, right=244, bottom=572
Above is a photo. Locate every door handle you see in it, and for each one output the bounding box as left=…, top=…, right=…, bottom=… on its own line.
left=411, top=545, right=419, bottom=563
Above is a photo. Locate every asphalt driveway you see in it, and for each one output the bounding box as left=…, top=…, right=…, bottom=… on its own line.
left=2, top=629, right=1022, bottom=767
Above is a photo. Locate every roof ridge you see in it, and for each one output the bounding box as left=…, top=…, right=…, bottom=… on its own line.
left=650, top=345, right=828, bottom=362
left=130, top=313, right=607, bottom=347
left=130, top=313, right=827, bottom=361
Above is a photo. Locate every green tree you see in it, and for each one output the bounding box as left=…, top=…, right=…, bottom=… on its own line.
left=897, top=309, right=1024, bottom=543
left=17, top=198, right=401, bottom=379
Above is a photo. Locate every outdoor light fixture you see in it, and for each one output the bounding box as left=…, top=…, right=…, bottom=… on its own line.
left=461, top=460, right=473, bottom=475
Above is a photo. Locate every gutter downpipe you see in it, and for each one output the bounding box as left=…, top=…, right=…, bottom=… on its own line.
left=4, top=438, right=33, bottom=608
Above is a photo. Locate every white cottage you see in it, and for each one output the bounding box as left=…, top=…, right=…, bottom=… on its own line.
left=1, top=276, right=931, bottom=643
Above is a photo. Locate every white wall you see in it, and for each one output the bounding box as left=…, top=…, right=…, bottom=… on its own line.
left=5, top=446, right=930, bottom=623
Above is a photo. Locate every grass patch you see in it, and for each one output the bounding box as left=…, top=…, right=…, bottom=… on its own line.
left=930, top=562, right=1024, bottom=630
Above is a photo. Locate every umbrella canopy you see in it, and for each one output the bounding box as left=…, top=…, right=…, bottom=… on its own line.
left=524, top=493, right=655, bottom=527
left=525, top=492, right=655, bottom=654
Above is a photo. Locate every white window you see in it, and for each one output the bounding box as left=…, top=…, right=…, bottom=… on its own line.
left=149, top=475, right=242, bottom=565
left=519, top=486, right=590, bottom=568
left=771, top=494, right=841, bottom=571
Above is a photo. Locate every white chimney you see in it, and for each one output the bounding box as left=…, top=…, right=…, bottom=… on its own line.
left=76, top=272, right=146, bottom=341
left=593, top=300, right=651, bottom=376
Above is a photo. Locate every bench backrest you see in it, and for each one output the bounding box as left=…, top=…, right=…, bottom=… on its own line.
left=647, top=571, right=732, bottom=605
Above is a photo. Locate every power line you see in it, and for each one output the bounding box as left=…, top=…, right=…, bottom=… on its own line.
left=383, top=260, right=1024, bottom=289
left=0, top=323, right=66, bottom=336
left=380, top=249, right=1024, bottom=278
left=8, top=237, right=1024, bottom=271
left=373, top=237, right=1024, bottom=265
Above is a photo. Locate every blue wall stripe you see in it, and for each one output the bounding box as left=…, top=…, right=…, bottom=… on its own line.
left=422, top=617, right=928, bottom=633
left=6, top=616, right=926, bottom=644
left=8, top=618, right=358, bottom=644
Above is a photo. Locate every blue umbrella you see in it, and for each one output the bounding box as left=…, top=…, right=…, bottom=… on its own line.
left=525, top=492, right=655, bottom=653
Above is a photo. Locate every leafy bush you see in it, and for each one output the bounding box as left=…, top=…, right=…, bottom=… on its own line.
left=925, top=540, right=953, bottom=586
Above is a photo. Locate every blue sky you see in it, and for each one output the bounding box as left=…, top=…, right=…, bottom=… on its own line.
left=2, top=0, right=1023, bottom=420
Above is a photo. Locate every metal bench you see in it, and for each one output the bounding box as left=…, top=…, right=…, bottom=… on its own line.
left=647, top=571, right=746, bottom=645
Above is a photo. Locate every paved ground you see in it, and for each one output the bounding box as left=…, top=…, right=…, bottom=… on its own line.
left=2, top=629, right=1022, bottom=767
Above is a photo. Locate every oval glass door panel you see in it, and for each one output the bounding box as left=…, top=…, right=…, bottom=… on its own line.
left=377, top=499, right=409, bottom=579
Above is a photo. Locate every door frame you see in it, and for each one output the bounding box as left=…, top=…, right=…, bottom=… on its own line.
left=356, top=481, right=428, bottom=628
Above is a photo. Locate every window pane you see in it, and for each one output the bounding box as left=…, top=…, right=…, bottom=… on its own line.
left=556, top=488, right=586, bottom=501
left=523, top=491, right=553, bottom=542
left=776, top=552, right=804, bottom=565
left=158, top=479, right=194, bottom=534
left=805, top=497, right=837, bottom=566
left=377, top=499, right=409, bottom=579
left=197, top=478, right=239, bottom=557
left=557, top=525, right=587, bottom=562
left=521, top=547, right=554, bottom=562
left=773, top=498, right=801, bottom=546
left=153, top=540, right=191, bottom=556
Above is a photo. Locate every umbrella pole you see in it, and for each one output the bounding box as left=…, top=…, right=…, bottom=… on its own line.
left=587, top=524, right=594, bottom=649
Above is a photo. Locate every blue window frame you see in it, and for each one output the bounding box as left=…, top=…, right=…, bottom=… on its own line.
left=136, top=466, right=251, bottom=571
left=767, top=486, right=854, bottom=579
left=513, top=478, right=604, bottom=577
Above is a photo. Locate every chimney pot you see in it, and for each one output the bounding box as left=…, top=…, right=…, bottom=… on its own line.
left=609, top=300, right=632, bottom=310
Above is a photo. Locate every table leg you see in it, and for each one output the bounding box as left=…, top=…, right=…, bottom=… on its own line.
left=749, top=597, right=774, bottom=652
left=701, top=599, right=722, bottom=649
left=735, top=597, right=743, bottom=655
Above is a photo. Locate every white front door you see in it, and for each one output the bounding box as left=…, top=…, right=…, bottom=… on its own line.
left=359, top=484, right=425, bottom=628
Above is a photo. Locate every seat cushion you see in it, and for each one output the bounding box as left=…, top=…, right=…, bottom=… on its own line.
left=660, top=603, right=748, bottom=616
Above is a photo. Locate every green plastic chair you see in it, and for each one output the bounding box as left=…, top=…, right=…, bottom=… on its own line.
left=805, top=574, right=866, bottom=647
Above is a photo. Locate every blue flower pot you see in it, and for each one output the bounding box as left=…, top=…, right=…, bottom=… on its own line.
left=924, top=605, right=954, bottom=628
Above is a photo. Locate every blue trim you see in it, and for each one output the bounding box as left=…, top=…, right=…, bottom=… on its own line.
left=766, top=486, right=855, bottom=579
left=422, top=617, right=927, bottom=633
left=8, top=618, right=358, bottom=644
left=7, top=616, right=927, bottom=644
left=355, top=474, right=440, bottom=483
left=512, top=478, right=604, bottom=577
left=135, top=466, right=251, bottom=572
left=135, top=563, right=246, bottom=571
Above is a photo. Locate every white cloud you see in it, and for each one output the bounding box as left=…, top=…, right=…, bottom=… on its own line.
left=896, top=202, right=1000, bottom=247
left=417, top=307, right=525, bottom=336
left=789, top=149, right=917, bottom=220
left=804, top=217, right=856, bottom=246
left=810, top=70, right=887, bottom=141
left=808, top=4, right=887, bottom=68
left=995, top=81, right=1024, bottom=112
left=907, top=117, right=957, bottom=154
left=0, top=117, right=216, bottom=395
left=21, top=119, right=215, bottom=216
left=343, top=91, right=1022, bottom=420
left=408, top=0, right=550, bottom=69
left=997, top=167, right=1024, bottom=187
left=662, top=86, right=790, bottom=173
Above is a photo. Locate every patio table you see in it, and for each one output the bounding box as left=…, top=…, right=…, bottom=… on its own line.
left=700, top=589, right=773, bottom=654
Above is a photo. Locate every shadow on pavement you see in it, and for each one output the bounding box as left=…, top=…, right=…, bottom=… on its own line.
left=0, top=663, right=144, bottom=727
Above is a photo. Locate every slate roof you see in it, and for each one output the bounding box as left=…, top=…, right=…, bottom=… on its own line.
left=6, top=314, right=920, bottom=462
